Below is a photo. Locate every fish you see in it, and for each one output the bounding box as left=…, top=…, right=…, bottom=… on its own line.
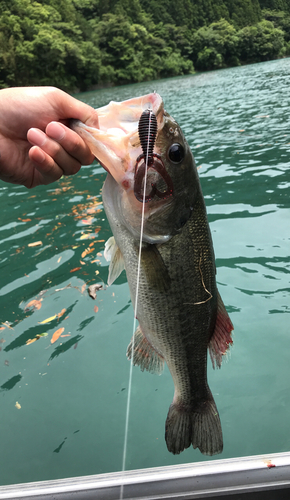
left=71, top=93, right=233, bottom=456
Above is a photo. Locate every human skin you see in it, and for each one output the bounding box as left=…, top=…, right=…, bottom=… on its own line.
left=0, top=86, right=99, bottom=188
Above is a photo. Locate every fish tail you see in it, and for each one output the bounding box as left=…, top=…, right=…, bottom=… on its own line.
left=165, top=397, right=223, bottom=456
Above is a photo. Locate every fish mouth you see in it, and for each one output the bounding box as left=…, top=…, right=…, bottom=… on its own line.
left=133, top=108, right=174, bottom=203
left=71, top=93, right=172, bottom=202
left=134, top=153, right=174, bottom=203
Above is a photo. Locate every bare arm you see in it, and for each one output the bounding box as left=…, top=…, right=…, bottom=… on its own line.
left=0, top=86, right=99, bottom=188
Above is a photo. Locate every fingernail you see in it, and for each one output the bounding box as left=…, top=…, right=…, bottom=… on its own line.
left=28, top=128, right=46, bottom=147
left=46, top=122, right=65, bottom=141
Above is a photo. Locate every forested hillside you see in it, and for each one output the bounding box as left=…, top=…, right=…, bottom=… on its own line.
left=1, top=0, right=290, bottom=92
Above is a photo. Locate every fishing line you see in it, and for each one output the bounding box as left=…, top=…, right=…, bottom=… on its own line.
left=120, top=109, right=153, bottom=500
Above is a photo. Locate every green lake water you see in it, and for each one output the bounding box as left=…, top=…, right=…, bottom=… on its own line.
left=1, top=58, right=290, bottom=486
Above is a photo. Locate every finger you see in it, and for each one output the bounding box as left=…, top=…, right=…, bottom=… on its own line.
left=28, top=146, right=64, bottom=186
left=27, top=127, right=82, bottom=176
left=51, top=90, right=99, bottom=127
left=45, top=122, right=95, bottom=166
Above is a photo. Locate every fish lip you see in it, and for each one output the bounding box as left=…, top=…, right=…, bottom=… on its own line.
left=97, top=159, right=109, bottom=174
left=70, top=94, right=165, bottom=190
left=70, top=119, right=111, bottom=176
left=71, top=93, right=163, bottom=135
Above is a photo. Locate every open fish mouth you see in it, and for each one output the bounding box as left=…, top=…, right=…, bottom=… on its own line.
left=134, top=108, right=174, bottom=203
left=134, top=156, right=174, bottom=203
left=71, top=93, right=173, bottom=203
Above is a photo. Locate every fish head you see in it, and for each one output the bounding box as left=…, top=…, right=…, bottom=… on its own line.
left=71, top=93, right=199, bottom=243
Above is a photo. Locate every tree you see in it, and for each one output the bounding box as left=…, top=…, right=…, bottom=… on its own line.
left=94, top=13, right=193, bottom=84
left=0, top=0, right=289, bottom=91
left=192, top=19, right=240, bottom=70
left=259, top=0, right=290, bottom=12
left=238, top=19, right=285, bottom=62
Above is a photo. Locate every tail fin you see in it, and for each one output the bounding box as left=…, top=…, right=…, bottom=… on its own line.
left=165, top=398, right=223, bottom=456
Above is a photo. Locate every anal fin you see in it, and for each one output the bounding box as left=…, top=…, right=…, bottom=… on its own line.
left=127, top=325, right=164, bottom=375
left=209, top=290, right=234, bottom=369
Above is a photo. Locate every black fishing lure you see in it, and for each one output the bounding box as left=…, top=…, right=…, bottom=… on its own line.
left=134, top=109, right=173, bottom=203
left=138, top=109, right=158, bottom=165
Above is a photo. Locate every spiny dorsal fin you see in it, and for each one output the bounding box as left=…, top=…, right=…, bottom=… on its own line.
left=127, top=325, right=164, bottom=375
left=104, top=236, right=125, bottom=286
left=208, top=290, right=234, bottom=369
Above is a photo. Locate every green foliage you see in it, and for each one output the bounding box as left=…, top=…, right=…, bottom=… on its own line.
left=196, top=47, right=223, bottom=71
left=223, top=0, right=261, bottom=28
left=190, top=14, right=288, bottom=71
left=259, top=0, right=290, bottom=11
left=262, top=8, right=290, bottom=41
left=94, top=13, right=193, bottom=84
left=0, top=0, right=290, bottom=91
left=238, top=19, right=285, bottom=62
left=0, top=0, right=194, bottom=90
left=0, top=0, right=102, bottom=90
left=139, top=0, right=261, bottom=29
left=192, top=19, right=240, bottom=70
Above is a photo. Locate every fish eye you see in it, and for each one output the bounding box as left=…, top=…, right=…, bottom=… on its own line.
left=168, top=143, right=184, bottom=164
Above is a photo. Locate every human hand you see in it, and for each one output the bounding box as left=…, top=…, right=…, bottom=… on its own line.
left=0, top=86, right=99, bottom=188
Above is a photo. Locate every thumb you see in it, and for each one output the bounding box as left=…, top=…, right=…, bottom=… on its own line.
left=52, top=89, right=99, bottom=128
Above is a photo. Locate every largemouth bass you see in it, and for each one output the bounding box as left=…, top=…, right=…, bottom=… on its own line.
left=72, top=93, right=233, bottom=456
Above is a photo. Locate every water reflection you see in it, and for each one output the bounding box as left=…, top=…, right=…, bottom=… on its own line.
left=1, top=374, right=22, bottom=391
left=49, top=335, right=84, bottom=361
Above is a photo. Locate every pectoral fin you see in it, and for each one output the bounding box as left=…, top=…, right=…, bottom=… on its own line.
left=140, top=245, right=171, bottom=293
left=208, top=291, right=234, bottom=369
left=104, top=236, right=125, bottom=286
left=127, top=325, right=164, bottom=375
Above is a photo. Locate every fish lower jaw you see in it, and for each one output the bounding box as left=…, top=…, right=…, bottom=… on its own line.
left=142, top=231, right=171, bottom=244
left=117, top=192, right=173, bottom=243
left=122, top=218, right=172, bottom=244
